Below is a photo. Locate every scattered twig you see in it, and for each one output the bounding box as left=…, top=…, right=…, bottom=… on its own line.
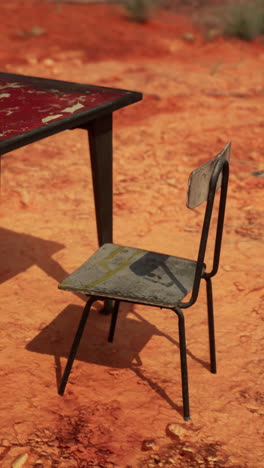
left=50, top=0, right=120, bottom=4
left=204, top=91, right=252, bottom=98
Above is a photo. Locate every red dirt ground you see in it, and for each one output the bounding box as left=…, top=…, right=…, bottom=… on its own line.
left=0, top=1, right=263, bottom=467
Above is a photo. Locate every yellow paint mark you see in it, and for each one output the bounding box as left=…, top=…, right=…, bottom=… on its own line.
left=97, top=261, right=110, bottom=270
left=83, top=247, right=142, bottom=289
left=97, top=246, right=127, bottom=270
left=60, top=245, right=143, bottom=290
left=105, top=245, right=126, bottom=259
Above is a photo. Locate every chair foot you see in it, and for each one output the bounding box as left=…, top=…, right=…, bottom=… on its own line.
left=173, top=306, right=190, bottom=421
left=205, top=276, right=217, bottom=374
left=59, top=296, right=98, bottom=395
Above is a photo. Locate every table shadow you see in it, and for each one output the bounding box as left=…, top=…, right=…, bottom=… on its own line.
left=0, top=227, right=67, bottom=284
left=0, top=227, right=90, bottom=308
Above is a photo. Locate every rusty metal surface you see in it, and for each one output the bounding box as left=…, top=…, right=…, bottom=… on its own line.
left=187, top=142, right=231, bottom=209
left=59, top=243, right=197, bottom=308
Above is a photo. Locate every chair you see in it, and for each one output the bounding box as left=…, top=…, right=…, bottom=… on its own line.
left=57, top=142, right=231, bottom=420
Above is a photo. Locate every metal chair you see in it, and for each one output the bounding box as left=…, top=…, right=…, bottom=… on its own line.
left=58, top=142, right=231, bottom=420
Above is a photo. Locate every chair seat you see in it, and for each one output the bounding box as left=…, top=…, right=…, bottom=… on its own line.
left=59, top=243, right=197, bottom=308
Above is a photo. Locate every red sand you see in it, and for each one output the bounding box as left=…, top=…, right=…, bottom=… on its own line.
left=0, top=1, right=263, bottom=467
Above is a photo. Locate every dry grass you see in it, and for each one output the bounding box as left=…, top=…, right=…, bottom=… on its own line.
left=122, top=0, right=158, bottom=22
left=220, top=0, right=264, bottom=40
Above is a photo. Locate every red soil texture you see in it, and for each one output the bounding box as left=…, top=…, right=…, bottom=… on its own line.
left=0, top=1, right=263, bottom=467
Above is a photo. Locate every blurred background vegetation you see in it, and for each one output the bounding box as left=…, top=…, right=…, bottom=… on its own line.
left=50, top=0, right=264, bottom=40
left=121, top=0, right=264, bottom=40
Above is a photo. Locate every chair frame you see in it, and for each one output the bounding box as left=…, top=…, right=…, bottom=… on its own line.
left=58, top=154, right=230, bottom=421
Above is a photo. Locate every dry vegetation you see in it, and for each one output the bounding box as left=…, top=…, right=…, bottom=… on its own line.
left=123, top=0, right=264, bottom=40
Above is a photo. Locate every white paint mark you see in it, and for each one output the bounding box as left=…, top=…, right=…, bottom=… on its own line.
left=38, top=107, right=54, bottom=113
left=0, top=82, right=22, bottom=90
left=61, top=102, right=84, bottom=113
left=42, top=114, right=63, bottom=123
left=0, top=129, right=11, bottom=137
left=0, top=93, right=11, bottom=98
left=0, top=106, right=19, bottom=116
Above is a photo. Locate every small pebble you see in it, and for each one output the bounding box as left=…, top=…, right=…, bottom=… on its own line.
left=12, top=453, right=28, bottom=468
left=234, top=281, right=246, bottom=292
left=142, top=439, right=156, bottom=451
left=166, top=423, right=184, bottom=439
left=182, top=32, right=196, bottom=41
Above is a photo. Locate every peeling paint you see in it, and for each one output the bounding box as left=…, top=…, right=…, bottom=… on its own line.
left=0, top=73, right=131, bottom=142
left=0, top=82, right=22, bottom=90
left=42, top=114, right=63, bottom=123
left=61, top=102, right=85, bottom=113
left=0, top=130, right=11, bottom=136
left=0, top=106, right=19, bottom=115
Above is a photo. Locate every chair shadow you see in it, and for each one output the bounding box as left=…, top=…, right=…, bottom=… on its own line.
left=1, top=227, right=209, bottom=415
left=26, top=300, right=210, bottom=418
left=130, top=252, right=188, bottom=295
left=132, top=309, right=210, bottom=372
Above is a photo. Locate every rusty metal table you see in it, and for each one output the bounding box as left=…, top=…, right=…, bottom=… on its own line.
left=0, top=72, right=142, bottom=311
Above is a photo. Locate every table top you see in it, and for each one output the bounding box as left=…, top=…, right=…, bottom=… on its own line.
left=0, top=72, right=142, bottom=155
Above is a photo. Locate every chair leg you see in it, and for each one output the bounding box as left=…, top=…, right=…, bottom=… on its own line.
left=108, top=300, right=120, bottom=343
left=205, top=276, right=217, bottom=374
left=101, top=299, right=113, bottom=315
left=59, top=296, right=98, bottom=396
left=174, top=306, right=190, bottom=421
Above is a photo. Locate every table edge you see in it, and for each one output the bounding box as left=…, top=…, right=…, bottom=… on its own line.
left=0, top=71, right=142, bottom=100
left=0, top=72, right=143, bottom=155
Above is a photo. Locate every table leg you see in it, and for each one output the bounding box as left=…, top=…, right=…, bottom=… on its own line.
left=87, top=114, right=113, bottom=314
left=87, top=113, right=113, bottom=246
left=0, top=155, right=1, bottom=193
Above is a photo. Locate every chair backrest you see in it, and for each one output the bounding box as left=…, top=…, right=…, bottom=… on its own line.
left=181, top=142, right=231, bottom=308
